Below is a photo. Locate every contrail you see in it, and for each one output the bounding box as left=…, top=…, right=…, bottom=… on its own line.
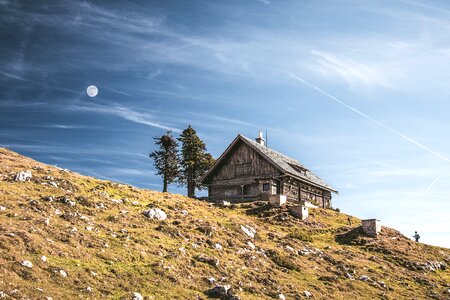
left=287, top=72, right=450, bottom=164
left=421, top=174, right=443, bottom=197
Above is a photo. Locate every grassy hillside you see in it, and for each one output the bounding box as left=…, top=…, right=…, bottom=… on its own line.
left=0, top=148, right=449, bottom=299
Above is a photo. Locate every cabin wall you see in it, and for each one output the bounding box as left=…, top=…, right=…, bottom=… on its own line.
left=207, top=141, right=280, bottom=198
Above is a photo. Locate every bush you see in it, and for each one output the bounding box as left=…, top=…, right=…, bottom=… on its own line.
left=334, top=207, right=340, bottom=213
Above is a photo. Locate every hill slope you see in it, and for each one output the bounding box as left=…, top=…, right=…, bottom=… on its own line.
left=0, top=148, right=449, bottom=299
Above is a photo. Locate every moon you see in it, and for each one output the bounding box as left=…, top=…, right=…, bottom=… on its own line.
left=86, top=85, right=98, bottom=97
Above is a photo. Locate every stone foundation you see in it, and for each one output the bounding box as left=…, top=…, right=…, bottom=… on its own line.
left=362, top=219, right=381, bottom=237
left=289, top=205, right=309, bottom=220
left=268, top=194, right=287, bottom=208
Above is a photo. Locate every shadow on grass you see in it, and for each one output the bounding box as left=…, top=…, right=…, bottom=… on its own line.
left=245, top=203, right=273, bottom=216
left=335, top=226, right=367, bottom=246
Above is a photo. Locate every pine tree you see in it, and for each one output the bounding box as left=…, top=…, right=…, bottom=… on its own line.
left=178, top=125, right=215, bottom=197
left=149, top=131, right=179, bottom=193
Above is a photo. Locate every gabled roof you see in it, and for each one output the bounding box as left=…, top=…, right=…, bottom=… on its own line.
left=202, top=134, right=338, bottom=193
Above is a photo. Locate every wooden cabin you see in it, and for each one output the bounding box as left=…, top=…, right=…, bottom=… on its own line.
left=201, top=132, right=338, bottom=208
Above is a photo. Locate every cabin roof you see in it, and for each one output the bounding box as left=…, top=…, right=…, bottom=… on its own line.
left=202, top=134, right=338, bottom=193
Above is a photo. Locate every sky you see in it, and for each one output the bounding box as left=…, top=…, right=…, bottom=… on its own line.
left=1, top=0, right=450, bottom=247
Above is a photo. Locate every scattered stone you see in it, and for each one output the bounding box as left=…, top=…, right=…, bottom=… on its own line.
left=345, top=272, right=354, bottom=280
left=133, top=292, right=144, bottom=300
left=111, top=198, right=122, bottom=204
left=378, top=281, right=386, bottom=289
left=215, top=243, right=223, bottom=251
left=207, top=277, right=216, bottom=284
left=54, top=209, right=62, bottom=215
left=15, top=171, right=32, bottom=182
left=86, top=286, right=93, bottom=293
left=278, top=294, right=286, bottom=300
left=41, top=256, right=47, bottom=263
left=86, top=226, right=94, bottom=231
left=0, top=206, right=6, bottom=211
left=44, top=218, right=50, bottom=226
left=359, top=275, right=370, bottom=281
left=21, top=260, right=33, bottom=268
left=60, top=196, right=76, bottom=207
left=195, top=254, right=219, bottom=267
left=206, top=285, right=239, bottom=299
left=285, top=245, right=295, bottom=253
left=42, top=196, right=54, bottom=202
left=181, top=209, right=189, bottom=215
left=48, top=181, right=58, bottom=188
left=303, top=290, right=312, bottom=298
left=221, top=200, right=231, bottom=207
left=247, top=241, right=256, bottom=250
left=0, top=291, right=7, bottom=298
left=132, top=201, right=140, bottom=206
left=59, top=269, right=68, bottom=277
left=142, top=208, right=167, bottom=220
left=241, top=225, right=256, bottom=238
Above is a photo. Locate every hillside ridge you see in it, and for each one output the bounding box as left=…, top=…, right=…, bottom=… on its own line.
left=0, top=148, right=449, bottom=299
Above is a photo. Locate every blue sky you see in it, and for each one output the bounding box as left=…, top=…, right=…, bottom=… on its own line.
left=1, top=0, right=450, bottom=247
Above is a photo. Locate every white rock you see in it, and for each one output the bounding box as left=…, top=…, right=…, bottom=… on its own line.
left=279, top=294, right=286, bottom=300
left=132, top=201, right=140, bottom=206
left=0, top=206, right=6, bottom=211
left=133, top=292, right=144, bottom=300
left=142, top=208, right=167, bottom=220
left=111, top=198, right=122, bottom=204
left=49, top=181, right=58, bottom=188
left=247, top=241, right=256, bottom=250
left=44, top=219, right=50, bottom=226
left=54, top=209, right=62, bottom=215
left=41, top=256, right=47, bottom=263
left=86, top=286, right=92, bottom=292
left=21, top=260, right=33, bottom=268
left=0, top=291, right=7, bottom=298
left=90, top=271, right=97, bottom=277
left=59, top=269, right=67, bottom=277
left=207, top=277, right=216, bottom=284
left=241, top=225, right=256, bottom=238
left=215, top=243, right=223, bottom=251
left=37, top=287, right=44, bottom=292
left=304, top=290, right=312, bottom=298
left=181, top=209, right=189, bottom=215
left=86, top=226, right=94, bottom=231
left=15, top=171, right=32, bottom=182
left=46, top=297, right=53, bottom=300
left=285, top=246, right=295, bottom=253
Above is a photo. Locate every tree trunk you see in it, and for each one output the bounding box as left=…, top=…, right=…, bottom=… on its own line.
left=163, top=176, right=168, bottom=193
left=187, top=182, right=195, bottom=198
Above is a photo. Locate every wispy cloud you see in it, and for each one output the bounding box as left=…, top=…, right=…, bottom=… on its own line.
left=70, top=103, right=180, bottom=132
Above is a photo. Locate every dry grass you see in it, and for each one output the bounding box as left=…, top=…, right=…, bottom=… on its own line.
left=0, top=147, right=449, bottom=299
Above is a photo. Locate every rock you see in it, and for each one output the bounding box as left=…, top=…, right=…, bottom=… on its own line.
left=133, top=292, right=144, bottom=300
left=195, top=254, right=219, bottom=267
left=247, top=241, right=256, bottom=250
left=44, top=218, right=50, bottom=226
left=86, top=226, right=94, bottom=231
left=15, top=171, right=32, bottom=182
left=359, top=275, right=370, bottom=281
left=207, top=277, right=216, bottom=284
left=48, top=181, right=58, bottom=188
left=205, top=285, right=239, bottom=299
left=21, top=260, right=33, bottom=268
left=285, top=246, right=295, bottom=253
left=240, top=225, right=256, bottom=238
left=278, top=294, right=286, bottom=300
left=59, top=269, right=67, bottom=277
left=132, top=201, right=140, bottom=206
left=215, top=243, right=223, bottom=251
left=303, top=290, right=312, bottom=298
left=41, top=256, right=47, bottom=263
left=181, top=209, right=189, bottom=215
left=0, top=291, right=8, bottom=298
left=0, top=206, right=6, bottom=211
left=86, top=286, right=93, bottom=292
left=142, top=208, right=167, bottom=220
left=345, top=272, right=354, bottom=280
left=59, top=196, right=76, bottom=206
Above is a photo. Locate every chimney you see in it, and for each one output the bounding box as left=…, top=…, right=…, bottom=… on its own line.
left=256, top=131, right=265, bottom=146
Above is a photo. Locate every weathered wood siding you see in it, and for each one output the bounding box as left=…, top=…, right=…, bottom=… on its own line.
left=207, top=140, right=280, bottom=198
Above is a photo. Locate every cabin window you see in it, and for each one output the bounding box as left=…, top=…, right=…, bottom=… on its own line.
left=235, top=163, right=252, bottom=176
left=262, top=183, right=270, bottom=192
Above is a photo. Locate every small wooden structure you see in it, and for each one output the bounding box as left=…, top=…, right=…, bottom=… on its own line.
left=201, top=132, right=338, bottom=208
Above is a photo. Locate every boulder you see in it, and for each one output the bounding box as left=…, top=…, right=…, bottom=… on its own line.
left=142, top=208, right=167, bottom=220
left=21, top=260, right=33, bottom=268
left=133, top=292, right=144, bottom=300
left=206, top=285, right=240, bottom=300
left=15, top=171, right=32, bottom=182
left=241, top=225, right=256, bottom=239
